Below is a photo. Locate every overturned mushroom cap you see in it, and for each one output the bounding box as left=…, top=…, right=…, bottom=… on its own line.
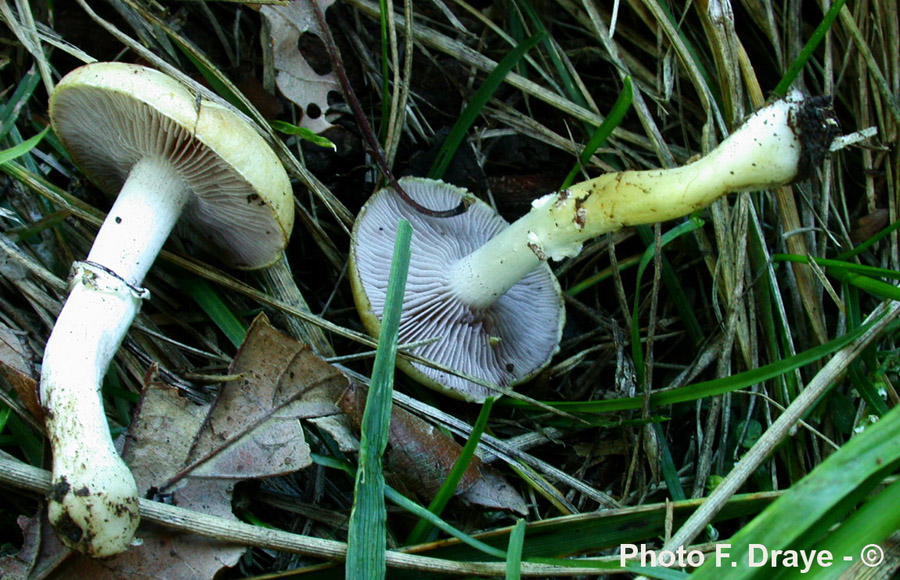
left=50, top=62, right=293, bottom=269
left=350, top=177, right=564, bottom=402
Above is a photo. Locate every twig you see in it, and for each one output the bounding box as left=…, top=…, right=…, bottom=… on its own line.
left=0, top=453, right=608, bottom=576
left=310, top=0, right=468, bottom=218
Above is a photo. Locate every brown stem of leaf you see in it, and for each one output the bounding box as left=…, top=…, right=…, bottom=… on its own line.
left=310, top=0, right=468, bottom=218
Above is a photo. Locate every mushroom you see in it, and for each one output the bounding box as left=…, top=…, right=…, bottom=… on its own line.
left=44, top=62, right=294, bottom=556
left=350, top=178, right=564, bottom=402
left=349, top=92, right=839, bottom=401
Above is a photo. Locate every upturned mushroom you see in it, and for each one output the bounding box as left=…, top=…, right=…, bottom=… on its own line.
left=44, top=62, right=293, bottom=556
left=349, top=91, right=839, bottom=402
left=350, top=178, right=564, bottom=402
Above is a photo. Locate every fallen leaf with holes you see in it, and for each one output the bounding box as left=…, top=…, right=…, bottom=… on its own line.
left=0, top=512, right=70, bottom=578
left=339, top=382, right=527, bottom=515
left=261, top=0, right=340, bottom=134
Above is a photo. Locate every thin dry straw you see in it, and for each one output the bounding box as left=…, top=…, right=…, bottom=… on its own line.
left=0, top=452, right=604, bottom=576
left=659, top=299, right=900, bottom=554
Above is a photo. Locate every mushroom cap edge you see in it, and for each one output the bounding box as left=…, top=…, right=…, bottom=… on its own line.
left=349, top=177, right=565, bottom=402
left=49, top=62, right=294, bottom=270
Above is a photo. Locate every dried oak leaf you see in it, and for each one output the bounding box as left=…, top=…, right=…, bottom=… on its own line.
left=0, top=512, right=70, bottom=579
left=185, top=313, right=350, bottom=478
left=339, top=382, right=527, bottom=515
left=0, top=320, right=43, bottom=424
left=10, top=314, right=343, bottom=578
left=261, top=0, right=340, bottom=134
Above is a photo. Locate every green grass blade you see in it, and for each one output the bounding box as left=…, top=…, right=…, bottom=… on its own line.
left=773, top=253, right=900, bottom=282
left=3, top=126, right=41, bottom=175
left=0, top=127, right=49, bottom=166
left=691, top=401, right=900, bottom=580
left=625, top=564, right=690, bottom=579
left=632, top=217, right=705, bottom=386
left=788, top=478, right=900, bottom=580
left=514, top=0, right=586, bottom=108
left=377, top=0, right=391, bottom=141
left=428, top=32, right=544, bottom=180
left=405, top=397, right=495, bottom=545
left=653, top=422, right=686, bottom=502
left=504, top=317, right=876, bottom=414
left=843, top=285, right=890, bottom=416
left=313, top=453, right=507, bottom=560
left=0, top=66, right=41, bottom=142
left=773, top=253, right=900, bottom=302
left=506, top=519, right=526, bottom=580
left=837, top=217, right=900, bottom=261
left=9, top=209, right=75, bottom=242
left=835, top=271, right=900, bottom=302
left=0, top=160, right=101, bottom=219
left=566, top=253, right=642, bottom=297
left=773, top=0, right=848, bottom=96
left=271, top=120, right=337, bottom=150
left=178, top=275, right=247, bottom=348
left=847, top=357, right=889, bottom=416
left=648, top=0, right=716, bottom=97
left=383, top=494, right=777, bottom=577
left=345, top=219, right=412, bottom=580
left=386, top=486, right=507, bottom=560
left=311, top=452, right=355, bottom=474
left=747, top=222, right=802, bottom=409
left=0, top=405, right=11, bottom=435
left=3, top=413, right=43, bottom=467
left=636, top=225, right=706, bottom=347
left=560, top=77, right=633, bottom=190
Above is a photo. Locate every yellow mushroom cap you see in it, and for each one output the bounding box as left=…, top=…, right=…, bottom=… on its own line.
left=50, top=62, right=294, bottom=270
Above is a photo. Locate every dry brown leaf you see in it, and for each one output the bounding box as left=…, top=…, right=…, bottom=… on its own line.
left=0, top=320, right=43, bottom=424
left=32, top=379, right=245, bottom=579
left=0, top=512, right=71, bottom=579
left=457, top=468, right=527, bottom=516
left=851, top=208, right=890, bottom=244
left=339, top=382, right=527, bottom=514
left=5, top=314, right=350, bottom=578
left=0, top=380, right=246, bottom=580
left=125, top=372, right=211, bottom=488
left=184, top=313, right=351, bottom=479
left=261, top=0, right=340, bottom=134
left=215, top=312, right=357, bottom=455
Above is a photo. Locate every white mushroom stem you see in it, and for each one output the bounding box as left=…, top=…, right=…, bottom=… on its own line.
left=41, top=156, right=190, bottom=557
left=448, top=92, right=832, bottom=309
